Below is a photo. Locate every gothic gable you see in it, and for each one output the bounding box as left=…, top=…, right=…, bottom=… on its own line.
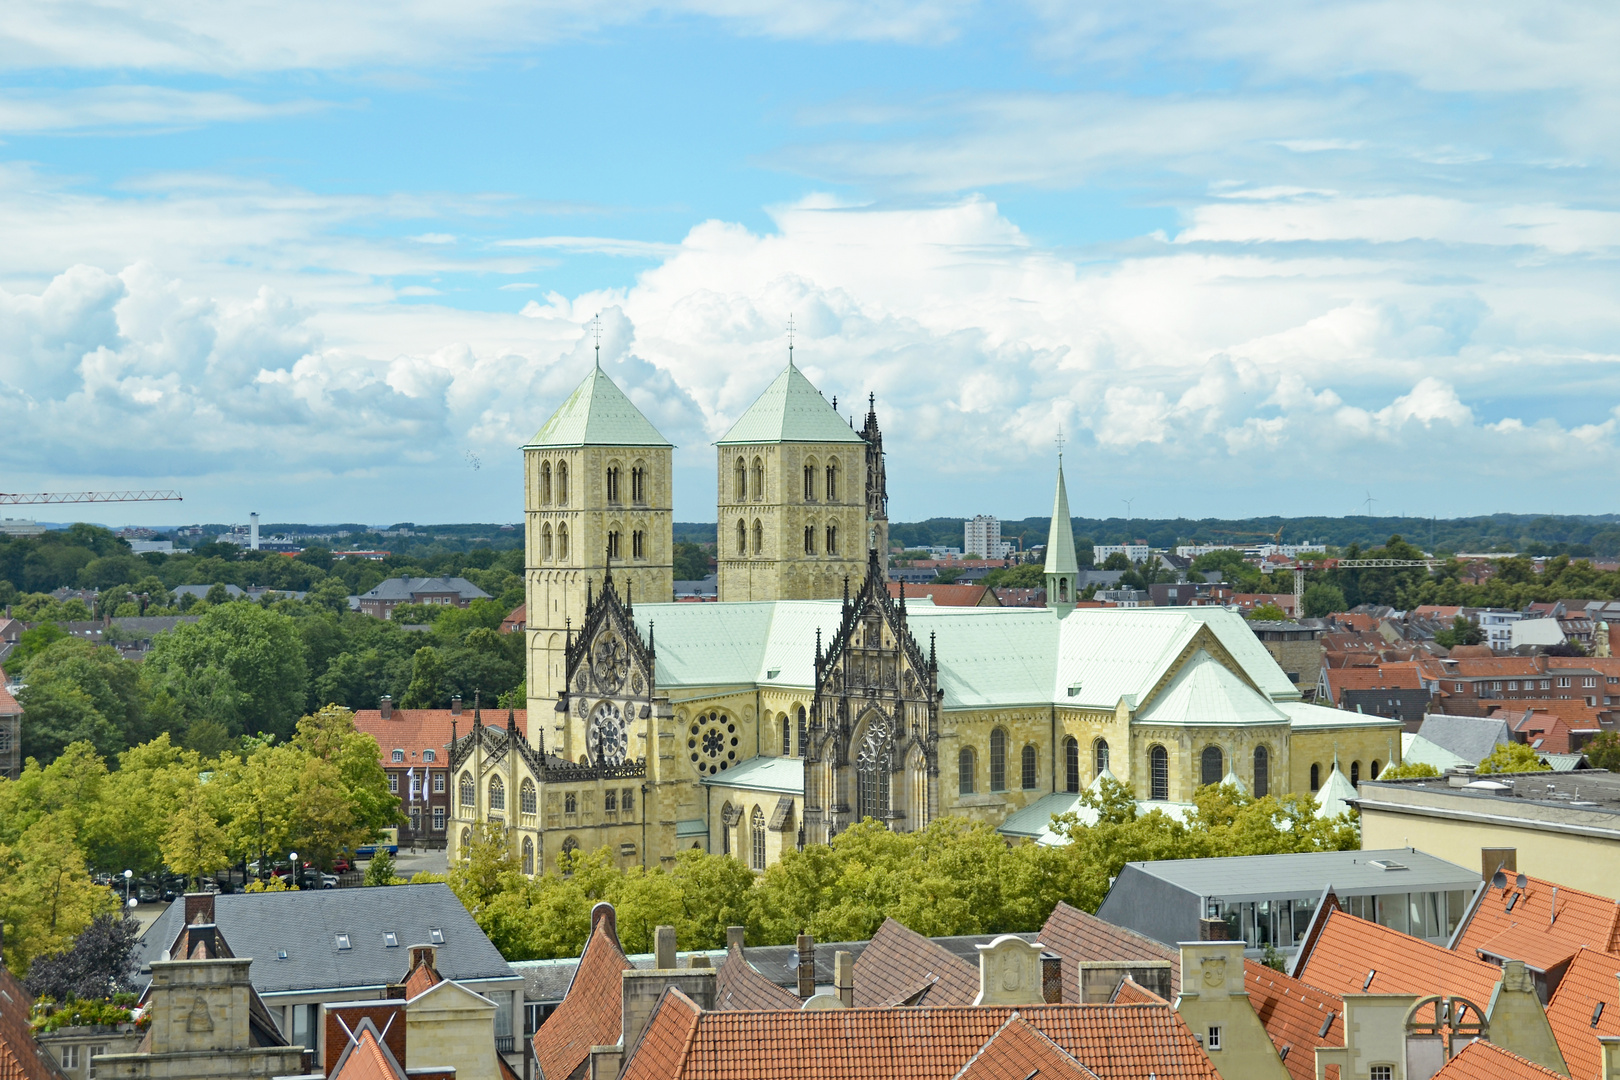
left=564, top=567, right=655, bottom=769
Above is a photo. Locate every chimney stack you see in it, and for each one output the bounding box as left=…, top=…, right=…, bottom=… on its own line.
left=796, top=934, right=816, bottom=997
left=184, top=892, right=216, bottom=926
left=1198, top=917, right=1228, bottom=941
left=451, top=694, right=462, bottom=716
left=655, top=925, right=677, bottom=970
left=1041, top=953, right=1063, bottom=1003
left=834, top=951, right=854, bottom=1008
left=381, top=694, right=393, bottom=720
left=409, top=944, right=437, bottom=975
left=726, top=926, right=746, bottom=951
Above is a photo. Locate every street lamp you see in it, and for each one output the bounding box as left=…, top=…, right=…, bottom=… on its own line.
left=123, top=869, right=133, bottom=906
left=289, top=852, right=297, bottom=886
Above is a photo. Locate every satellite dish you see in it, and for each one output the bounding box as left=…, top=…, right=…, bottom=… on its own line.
left=1491, top=870, right=1507, bottom=890
left=1516, top=873, right=1528, bottom=890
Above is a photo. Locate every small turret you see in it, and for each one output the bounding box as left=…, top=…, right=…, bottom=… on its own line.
left=1044, top=454, right=1080, bottom=617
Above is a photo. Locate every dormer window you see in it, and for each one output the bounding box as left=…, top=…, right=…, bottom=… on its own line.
left=423, top=749, right=436, bottom=762
left=391, top=749, right=404, bottom=762
left=429, top=928, right=444, bottom=944
left=335, top=934, right=352, bottom=950
left=384, top=932, right=398, bottom=948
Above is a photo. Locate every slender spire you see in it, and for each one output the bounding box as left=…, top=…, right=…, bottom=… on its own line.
left=1044, top=454, right=1080, bottom=578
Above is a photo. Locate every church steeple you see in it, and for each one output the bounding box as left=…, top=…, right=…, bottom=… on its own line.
left=1044, top=452, right=1079, bottom=617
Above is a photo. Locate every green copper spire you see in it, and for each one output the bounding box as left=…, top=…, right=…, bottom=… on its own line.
left=1045, top=454, right=1079, bottom=614
left=524, top=363, right=673, bottom=449
left=716, top=357, right=865, bottom=446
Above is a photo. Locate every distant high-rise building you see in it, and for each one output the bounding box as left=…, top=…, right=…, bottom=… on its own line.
left=964, top=515, right=1011, bottom=559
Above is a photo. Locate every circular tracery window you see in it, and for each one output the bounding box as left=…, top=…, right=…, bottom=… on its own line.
left=688, top=711, right=739, bottom=775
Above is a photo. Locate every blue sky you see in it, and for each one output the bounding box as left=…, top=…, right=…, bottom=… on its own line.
left=4, top=1, right=1619, bottom=527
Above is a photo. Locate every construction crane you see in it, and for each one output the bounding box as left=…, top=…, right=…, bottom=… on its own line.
left=0, top=490, right=182, bottom=505
left=1289, top=557, right=1440, bottom=606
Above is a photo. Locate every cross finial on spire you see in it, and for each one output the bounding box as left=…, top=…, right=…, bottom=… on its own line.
left=592, top=313, right=602, bottom=370
left=787, top=313, right=795, bottom=368
left=1056, top=423, right=1066, bottom=459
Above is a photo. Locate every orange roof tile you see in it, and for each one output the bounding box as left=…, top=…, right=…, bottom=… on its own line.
left=1244, top=959, right=1344, bottom=1080
left=534, top=909, right=633, bottom=1080
left=1456, top=876, right=1620, bottom=973
left=330, top=1019, right=408, bottom=1080
left=1432, top=1039, right=1568, bottom=1080
left=1297, top=907, right=1502, bottom=1005
left=887, top=583, right=998, bottom=608
left=716, top=942, right=803, bottom=1012
left=0, top=966, right=66, bottom=1080
left=1544, top=947, right=1620, bottom=1080
left=1039, top=902, right=1181, bottom=1000
left=1109, top=977, right=1166, bottom=1006
left=404, top=958, right=441, bottom=999
left=353, top=707, right=526, bottom=764
left=952, top=1014, right=1100, bottom=1080
left=1322, top=665, right=1425, bottom=701
left=619, top=999, right=1217, bottom=1080
left=853, top=918, right=980, bottom=1008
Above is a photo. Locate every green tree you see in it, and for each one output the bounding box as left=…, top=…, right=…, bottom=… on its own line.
left=1300, top=582, right=1347, bottom=618
left=1247, top=603, right=1290, bottom=622
left=1584, top=731, right=1620, bottom=771
left=1375, top=761, right=1441, bottom=779
left=15, top=638, right=148, bottom=763
left=1100, top=552, right=1132, bottom=571
left=161, top=788, right=228, bottom=888
left=401, top=646, right=449, bottom=708
left=1478, top=742, right=1551, bottom=774
left=364, top=849, right=400, bottom=886
left=1434, top=615, right=1485, bottom=649
left=981, top=564, right=1045, bottom=589
left=672, top=542, right=712, bottom=580
left=144, top=603, right=310, bottom=741
left=0, top=814, right=115, bottom=976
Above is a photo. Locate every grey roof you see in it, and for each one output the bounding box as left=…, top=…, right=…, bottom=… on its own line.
left=131, top=884, right=515, bottom=997
left=1416, top=714, right=1511, bottom=764
left=1110, top=848, right=1478, bottom=903
left=174, top=584, right=245, bottom=599
left=359, top=577, right=491, bottom=602
left=110, top=615, right=200, bottom=635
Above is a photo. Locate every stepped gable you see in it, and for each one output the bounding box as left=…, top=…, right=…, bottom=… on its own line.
left=852, top=917, right=980, bottom=1008
left=1431, top=1039, right=1569, bottom=1080
left=1038, top=902, right=1181, bottom=999
left=1455, top=874, right=1620, bottom=975
left=1294, top=905, right=1500, bottom=1004
left=533, top=906, right=633, bottom=1080
left=714, top=941, right=801, bottom=1012
left=617, top=998, right=1217, bottom=1080
left=1243, top=958, right=1344, bottom=1080
left=952, top=1013, right=1101, bottom=1080
left=1543, top=946, right=1620, bottom=1080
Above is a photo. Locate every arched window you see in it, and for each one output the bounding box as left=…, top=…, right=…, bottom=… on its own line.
left=736, top=519, right=748, bottom=555
left=459, top=772, right=474, bottom=808
left=804, top=524, right=816, bottom=555
left=782, top=716, right=792, bottom=756
left=797, top=707, right=807, bottom=758
left=488, top=775, right=505, bottom=811
left=1059, top=577, right=1069, bottom=602
left=1064, top=737, right=1080, bottom=793
left=720, top=803, right=732, bottom=855
left=989, top=728, right=1007, bottom=791
left=752, top=520, right=763, bottom=555
left=1150, top=745, right=1169, bottom=800
left=557, top=462, right=569, bottom=505
left=1021, top=745, right=1038, bottom=790
left=751, top=458, right=764, bottom=501
left=1094, top=738, right=1110, bottom=778
left=804, top=463, right=816, bottom=501
left=1351, top=761, right=1361, bottom=784
left=735, top=457, right=747, bottom=501
left=558, top=523, right=569, bottom=560
left=826, top=461, right=838, bottom=501
left=632, top=464, right=646, bottom=503
left=1370, top=759, right=1381, bottom=779
left=607, top=529, right=621, bottom=559
left=521, top=837, right=534, bottom=874
left=391, top=749, right=404, bottom=762
left=958, top=747, right=976, bottom=794
left=1253, top=746, right=1269, bottom=798
left=520, top=779, right=537, bottom=816
left=633, top=530, right=644, bottom=559
left=560, top=836, right=578, bottom=873
left=1201, top=746, right=1223, bottom=788
left=542, top=524, right=553, bottom=561
left=541, top=461, right=552, bottom=504
left=751, top=806, right=766, bottom=870
left=1310, top=763, right=1321, bottom=791
left=856, top=717, right=891, bottom=820
left=826, top=524, right=838, bottom=555
left=459, top=827, right=470, bottom=851
left=607, top=465, right=620, bottom=503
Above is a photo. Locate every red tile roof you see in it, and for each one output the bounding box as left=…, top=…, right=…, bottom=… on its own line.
left=1544, top=947, right=1620, bottom=1080
left=887, top=584, right=998, bottom=608
left=952, top=1014, right=1100, bottom=1080
left=0, top=679, right=18, bottom=716
left=352, top=708, right=526, bottom=764
left=1456, top=877, right=1620, bottom=974
left=716, top=943, right=803, bottom=1012
left=1243, top=959, right=1343, bottom=1080
left=0, top=966, right=67, bottom=1080
left=1321, top=664, right=1424, bottom=702
left=501, top=605, right=527, bottom=632
left=1038, top=902, right=1181, bottom=1000
left=853, top=918, right=980, bottom=1008
left=1432, top=1039, right=1568, bottom=1080
left=329, top=1019, right=407, bottom=1080
left=619, top=999, right=1217, bottom=1080
left=534, top=909, right=633, bottom=1080
left=1296, top=907, right=1502, bottom=1005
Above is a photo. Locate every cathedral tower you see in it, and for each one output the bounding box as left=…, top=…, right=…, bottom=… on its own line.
left=1044, top=454, right=1079, bottom=616
left=524, top=356, right=673, bottom=756
left=716, top=356, right=868, bottom=602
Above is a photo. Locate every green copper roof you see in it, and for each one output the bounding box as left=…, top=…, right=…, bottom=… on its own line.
left=1044, top=457, right=1079, bottom=577
left=716, top=362, right=866, bottom=445
left=525, top=363, right=673, bottom=448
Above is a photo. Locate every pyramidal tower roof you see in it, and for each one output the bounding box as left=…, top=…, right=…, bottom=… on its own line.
left=526, top=360, right=672, bottom=448
left=1043, top=456, right=1080, bottom=576
left=716, top=358, right=865, bottom=446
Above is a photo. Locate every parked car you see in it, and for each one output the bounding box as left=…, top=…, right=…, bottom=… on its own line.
left=135, top=883, right=160, bottom=904
left=331, top=858, right=351, bottom=874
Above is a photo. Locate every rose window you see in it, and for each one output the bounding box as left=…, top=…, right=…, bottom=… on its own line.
left=689, top=711, right=739, bottom=775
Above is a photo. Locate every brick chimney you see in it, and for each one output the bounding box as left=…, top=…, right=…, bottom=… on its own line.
left=451, top=695, right=462, bottom=716
left=796, top=934, right=816, bottom=998
left=380, top=694, right=393, bottom=720
left=726, top=926, right=745, bottom=951
left=184, top=892, right=216, bottom=926
left=1198, top=917, right=1229, bottom=941
left=1041, top=953, right=1063, bottom=1004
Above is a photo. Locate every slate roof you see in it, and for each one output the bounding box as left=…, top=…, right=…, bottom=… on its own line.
left=716, top=362, right=865, bottom=446
left=1455, top=874, right=1620, bottom=973
left=130, top=885, right=515, bottom=997
left=619, top=997, right=1218, bottom=1080
left=0, top=965, right=68, bottom=1080
left=533, top=914, right=633, bottom=1080
left=1294, top=906, right=1501, bottom=1004
left=853, top=918, right=981, bottom=1008
left=1243, top=959, right=1343, bottom=1080
left=526, top=363, right=673, bottom=448
left=1416, top=714, right=1512, bottom=764
left=953, top=1014, right=1101, bottom=1080
left=1543, top=946, right=1620, bottom=1080
left=358, top=577, right=491, bottom=603
left=1432, top=1039, right=1568, bottom=1080
left=1038, top=903, right=1180, bottom=1000
left=714, top=942, right=802, bottom=1011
